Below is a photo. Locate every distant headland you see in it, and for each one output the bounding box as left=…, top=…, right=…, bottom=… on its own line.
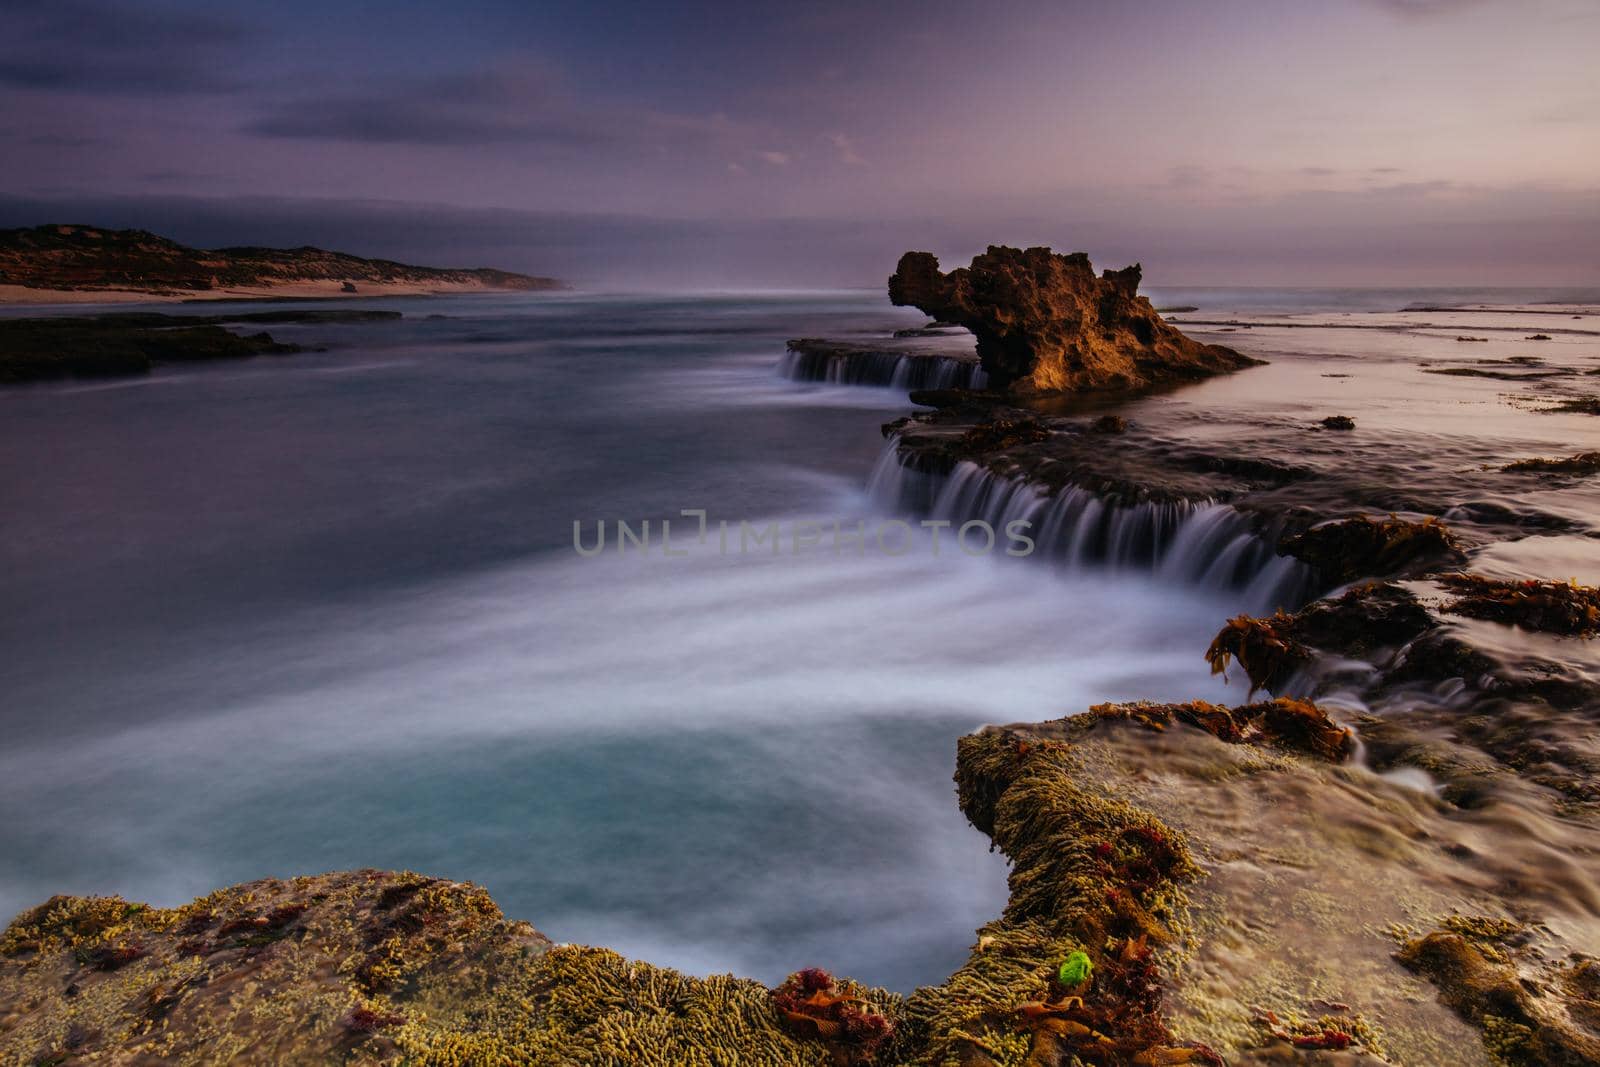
left=0, top=224, right=564, bottom=304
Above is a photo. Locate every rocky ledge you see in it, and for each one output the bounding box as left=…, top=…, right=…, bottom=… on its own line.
left=882, top=392, right=1585, bottom=577
left=781, top=332, right=987, bottom=390
left=887, top=246, right=1260, bottom=394
left=0, top=309, right=402, bottom=382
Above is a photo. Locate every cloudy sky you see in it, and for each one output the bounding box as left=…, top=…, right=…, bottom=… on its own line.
left=1, top=0, right=1596, bottom=286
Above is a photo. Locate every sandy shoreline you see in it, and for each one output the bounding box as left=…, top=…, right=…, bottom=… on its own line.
left=0, top=279, right=552, bottom=306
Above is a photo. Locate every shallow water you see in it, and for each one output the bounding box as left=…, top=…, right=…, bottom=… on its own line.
left=1, top=288, right=1595, bottom=1001
left=0, top=291, right=1256, bottom=990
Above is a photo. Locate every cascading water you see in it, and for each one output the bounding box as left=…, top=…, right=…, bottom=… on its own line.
left=778, top=344, right=989, bottom=390
left=868, top=439, right=1310, bottom=611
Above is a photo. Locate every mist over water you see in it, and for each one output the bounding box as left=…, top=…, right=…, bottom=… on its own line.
left=4, top=291, right=1261, bottom=989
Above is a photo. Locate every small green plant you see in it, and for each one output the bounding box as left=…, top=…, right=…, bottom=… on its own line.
left=1057, top=950, right=1093, bottom=988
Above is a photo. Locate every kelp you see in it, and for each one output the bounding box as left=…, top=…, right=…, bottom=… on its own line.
left=770, top=967, right=896, bottom=1060
left=1252, top=1008, right=1387, bottom=1056
left=1436, top=573, right=1600, bottom=637
left=1204, top=612, right=1310, bottom=695
left=1280, top=514, right=1464, bottom=588
left=1087, top=698, right=1354, bottom=763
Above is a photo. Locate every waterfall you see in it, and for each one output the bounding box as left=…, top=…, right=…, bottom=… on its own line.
left=780, top=343, right=989, bottom=390
left=868, top=440, right=1310, bottom=610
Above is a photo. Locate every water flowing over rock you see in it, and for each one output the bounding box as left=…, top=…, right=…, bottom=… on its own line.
left=780, top=337, right=988, bottom=390
left=866, top=441, right=1311, bottom=611
left=888, top=246, right=1261, bottom=393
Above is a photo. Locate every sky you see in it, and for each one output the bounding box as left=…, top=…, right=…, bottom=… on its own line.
left=1, top=0, right=1596, bottom=287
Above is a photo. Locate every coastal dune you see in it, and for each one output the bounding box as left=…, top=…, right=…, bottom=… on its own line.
left=0, top=224, right=563, bottom=304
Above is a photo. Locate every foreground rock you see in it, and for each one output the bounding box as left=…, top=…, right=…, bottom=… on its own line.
left=1396, top=920, right=1600, bottom=1067
left=0, top=309, right=400, bottom=382
left=0, top=224, right=562, bottom=301
left=1, top=696, right=1361, bottom=1067
left=5, top=694, right=1593, bottom=1065
left=887, top=246, right=1260, bottom=393
left=0, top=870, right=878, bottom=1066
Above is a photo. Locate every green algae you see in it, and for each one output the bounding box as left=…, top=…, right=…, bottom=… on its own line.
left=1055, top=951, right=1093, bottom=989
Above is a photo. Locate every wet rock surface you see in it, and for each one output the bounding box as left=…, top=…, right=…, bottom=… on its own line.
left=1279, top=516, right=1465, bottom=589
left=0, top=309, right=403, bottom=382
left=856, top=296, right=1600, bottom=1063
left=1396, top=920, right=1600, bottom=1067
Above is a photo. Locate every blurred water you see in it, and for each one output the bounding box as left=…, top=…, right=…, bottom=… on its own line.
left=3, top=285, right=1598, bottom=992
left=0, top=291, right=1256, bottom=989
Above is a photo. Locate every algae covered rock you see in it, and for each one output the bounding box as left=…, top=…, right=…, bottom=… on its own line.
left=1501, top=451, right=1600, bottom=476
left=0, top=871, right=553, bottom=1065
left=899, top=723, right=1225, bottom=1067
left=1397, top=918, right=1600, bottom=1066
left=1280, top=514, right=1464, bottom=589
left=887, top=246, right=1260, bottom=394
left=1436, top=574, right=1600, bottom=637
left=1088, top=697, right=1355, bottom=763
left=0, top=315, right=302, bottom=382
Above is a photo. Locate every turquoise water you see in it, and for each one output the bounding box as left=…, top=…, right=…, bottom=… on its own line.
left=0, top=292, right=1251, bottom=988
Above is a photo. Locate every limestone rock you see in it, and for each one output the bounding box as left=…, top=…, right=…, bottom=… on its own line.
left=888, top=246, right=1260, bottom=393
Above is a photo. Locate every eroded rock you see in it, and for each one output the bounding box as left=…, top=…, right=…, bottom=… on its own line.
left=887, top=247, right=1260, bottom=393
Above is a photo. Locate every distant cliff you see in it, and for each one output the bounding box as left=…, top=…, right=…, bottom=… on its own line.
left=0, top=224, right=562, bottom=299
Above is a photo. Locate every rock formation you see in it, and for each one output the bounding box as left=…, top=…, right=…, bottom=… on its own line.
left=888, top=246, right=1259, bottom=393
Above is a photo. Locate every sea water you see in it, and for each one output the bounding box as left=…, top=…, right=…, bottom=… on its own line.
left=16, top=288, right=1533, bottom=989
